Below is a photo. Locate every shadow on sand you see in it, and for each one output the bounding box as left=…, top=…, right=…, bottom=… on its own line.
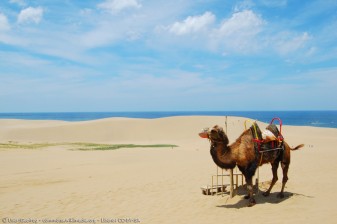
left=217, top=185, right=314, bottom=209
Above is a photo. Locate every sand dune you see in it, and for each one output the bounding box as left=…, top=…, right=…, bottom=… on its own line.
left=1, top=116, right=337, bottom=223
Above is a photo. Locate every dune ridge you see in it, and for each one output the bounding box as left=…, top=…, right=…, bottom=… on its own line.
left=1, top=116, right=337, bottom=223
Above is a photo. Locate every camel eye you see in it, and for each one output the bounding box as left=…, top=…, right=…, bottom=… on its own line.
left=210, top=130, right=219, bottom=139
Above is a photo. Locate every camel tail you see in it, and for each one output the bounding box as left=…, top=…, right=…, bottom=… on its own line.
left=290, top=144, right=305, bottom=151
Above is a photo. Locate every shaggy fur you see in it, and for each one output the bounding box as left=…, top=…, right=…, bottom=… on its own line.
left=208, top=125, right=304, bottom=207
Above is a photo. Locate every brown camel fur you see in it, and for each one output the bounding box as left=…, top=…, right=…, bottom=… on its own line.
left=208, top=125, right=304, bottom=207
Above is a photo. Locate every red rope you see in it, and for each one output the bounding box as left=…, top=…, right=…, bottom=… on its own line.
left=252, top=139, right=264, bottom=152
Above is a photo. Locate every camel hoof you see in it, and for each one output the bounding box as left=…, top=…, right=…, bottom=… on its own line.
left=244, top=195, right=250, bottom=199
left=247, top=199, right=256, bottom=207
left=277, top=193, right=285, bottom=199
left=263, top=192, right=270, bottom=197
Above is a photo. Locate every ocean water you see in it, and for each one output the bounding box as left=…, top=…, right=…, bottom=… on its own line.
left=0, top=111, right=336, bottom=128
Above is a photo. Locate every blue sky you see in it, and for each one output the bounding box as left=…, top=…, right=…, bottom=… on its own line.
left=0, top=0, right=337, bottom=112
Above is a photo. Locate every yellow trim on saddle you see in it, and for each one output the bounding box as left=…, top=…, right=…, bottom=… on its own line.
left=244, top=119, right=259, bottom=140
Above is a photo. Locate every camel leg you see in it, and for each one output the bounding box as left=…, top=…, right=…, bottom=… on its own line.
left=263, top=161, right=279, bottom=197
left=278, top=162, right=289, bottom=198
left=238, top=166, right=251, bottom=200
left=243, top=162, right=257, bottom=207
left=238, top=163, right=257, bottom=206
left=246, top=178, right=256, bottom=207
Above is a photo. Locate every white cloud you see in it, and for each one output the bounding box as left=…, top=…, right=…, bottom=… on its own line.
left=0, top=13, right=10, bottom=31
left=274, top=32, right=310, bottom=55
left=234, top=0, right=255, bottom=12
left=158, top=9, right=266, bottom=54
left=80, top=23, right=121, bottom=48
left=217, top=10, right=264, bottom=37
left=159, top=8, right=314, bottom=57
left=18, top=7, right=44, bottom=24
left=97, top=0, right=141, bottom=14
left=9, top=0, right=26, bottom=6
left=168, top=11, right=215, bottom=35
left=210, top=10, right=265, bottom=53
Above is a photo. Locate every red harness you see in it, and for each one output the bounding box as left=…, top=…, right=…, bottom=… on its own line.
left=252, top=117, right=284, bottom=153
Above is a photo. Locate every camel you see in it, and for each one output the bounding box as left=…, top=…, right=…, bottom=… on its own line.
left=206, top=124, right=304, bottom=207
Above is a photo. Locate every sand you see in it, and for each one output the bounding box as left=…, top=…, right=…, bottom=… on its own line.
left=1, top=116, right=337, bottom=224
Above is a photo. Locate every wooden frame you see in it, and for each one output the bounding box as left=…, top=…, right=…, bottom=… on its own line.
left=201, top=166, right=244, bottom=197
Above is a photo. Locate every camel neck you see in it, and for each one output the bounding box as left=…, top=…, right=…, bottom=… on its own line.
left=210, top=142, right=236, bottom=170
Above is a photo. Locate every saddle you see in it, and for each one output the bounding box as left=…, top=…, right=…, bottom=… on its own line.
left=249, top=120, right=284, bottom=153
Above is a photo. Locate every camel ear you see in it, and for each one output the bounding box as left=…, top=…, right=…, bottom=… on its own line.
left=210, top=129, right=217, bottom=135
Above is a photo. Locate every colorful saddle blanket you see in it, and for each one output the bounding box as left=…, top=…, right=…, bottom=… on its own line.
left=249, top=123, right=284, bottom=152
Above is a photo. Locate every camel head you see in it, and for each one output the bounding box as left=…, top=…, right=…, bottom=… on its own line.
left=208, top=125, right=229, bottom=145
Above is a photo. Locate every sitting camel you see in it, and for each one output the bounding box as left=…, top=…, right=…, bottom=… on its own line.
left=206, top=124, right=304, bottom=207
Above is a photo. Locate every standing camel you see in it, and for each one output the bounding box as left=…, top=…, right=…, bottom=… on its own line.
left=206, top=124, right=304, bottom=207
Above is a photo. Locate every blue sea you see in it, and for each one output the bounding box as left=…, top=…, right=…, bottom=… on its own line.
left=0, top=111, right=336, bottom=128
